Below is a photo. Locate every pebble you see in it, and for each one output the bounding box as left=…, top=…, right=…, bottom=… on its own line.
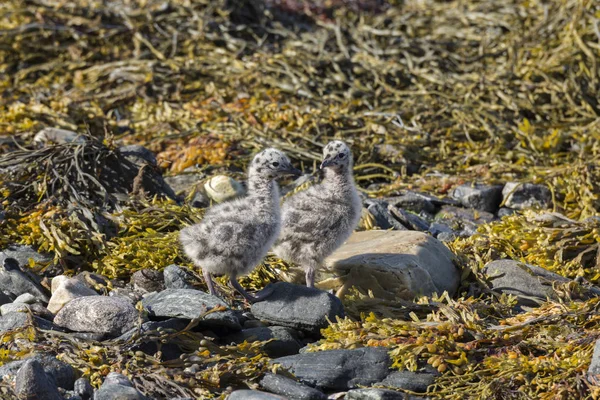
left=48, top=276, right=98, bottom=314
left=54, top=296, right=138, bottom=337
left=502, top=182, right=552, bottom=210
left=15, top=359, right=63, bottom=400
left=142, top=288, right=241, bottom=330
left=260, top=373, right=327, bottom=400
left=222, top=326, right=303, bottom=358
left=14, top=293, right=39, bottom=304
left=483, top=259, right=569, bottom=306
left=204, top=175, right=245, bottom=203
left=451, top=183, right=504, bottom=213
left=273, top=347, right=391, bottom=390
left=163, top=265, right=197, bottom=290
left=251, top=282, right=344, bottom=334
left=131, top=269, right=165, bottom=293
left=324, top=231, right=460, bottom=300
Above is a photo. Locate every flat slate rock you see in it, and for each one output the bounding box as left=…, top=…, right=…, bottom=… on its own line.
left=222, top=326, right=303, bottom=358
left=379, top=368, right=437, bottom=393
left=251, top=282, right=344, bottom=334
left=54, top=296, right=138, bottom=337
left=227, top=390, right=286, bottom=400
left=15, top=359, right=63, bottom=400
left=163, top=265, right=198, bottom=290
left=451, top=183, right=504, bottom=213
left=142, top=289, right=240, bottom=330
left=483, top=259, right=569, bottom=306
left=260, top=373, right=327, bottom=400
left=0, top=353, right=76, bottom=389
left=273, top=347, right=391, bottom=390
left=324, top=231, right=459, bottom=300
left=0, top=311, right=58, bottom=333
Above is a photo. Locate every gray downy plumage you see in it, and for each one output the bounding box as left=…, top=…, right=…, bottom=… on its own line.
left=179, top=148, right=301, bottom=302
left=273, top=140, right=362, bottom=287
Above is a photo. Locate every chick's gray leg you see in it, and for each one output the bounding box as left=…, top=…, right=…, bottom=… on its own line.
left=229, top=277, right=273, bottom=303
left=306, top=268, right=315, bottom=288
left=203, top=269, right=217, bottom=297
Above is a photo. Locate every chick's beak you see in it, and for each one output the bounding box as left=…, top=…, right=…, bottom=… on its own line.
left=320, top=158, right=334, bottom=169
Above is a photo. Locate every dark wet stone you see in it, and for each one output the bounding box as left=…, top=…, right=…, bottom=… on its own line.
left=388, top=207, right=430, bottom=231
left=451, top=183, right=504, bottom=213
left=119, top=144, right=157, bottom=166
left=366, top=202, right=407, bottom=230
left=74, top=378, right=94, bottom=400
left=15, top=359, right=63, bottom=400
left=483, top=259, right=570, bottom=306
left=163, top=265, right=198, bottom=290
left=0, top=246, right=50, bottom=302
left=191, top=191, right=210, bottom=208
left=273, top=347, right=391, bottom=390
left=54, top=296, right=138, bottom=337
left=251, top=282, right=344, bottom=334
left=222, top=326, right=303, bottom=358
left=142, top=289, right=241, bottom=330
left=260, top=373, right=327, bottom=400
left=387, top=193, right=436, bottom=214
left=0, top=312, right=59, bottom=333
left=498, top=207, right=516, bottom=218
left=379, top=368, right=438, bottom=393
left=0, top=354, right=75, bottom=389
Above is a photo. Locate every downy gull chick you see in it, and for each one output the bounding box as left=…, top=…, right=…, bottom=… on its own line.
left=273, top=140, right=362, bottom=288
left=180, top=149, right=301, bottom=302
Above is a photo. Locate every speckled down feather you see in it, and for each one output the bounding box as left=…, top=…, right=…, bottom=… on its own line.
left=273, top=141, right=362, bottom=283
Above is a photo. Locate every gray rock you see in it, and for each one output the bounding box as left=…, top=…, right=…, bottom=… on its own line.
left=273, top=347, right=391, bottom=390
left=74, top=378, right=94, bottom=400
left=116, top=318, right=188, bottom=342
left=14, top=293, right=39, bottom=304
left=388, top=207, right=430, bottom=231
left=435, top=205, right=495, bottom=237
left=0, top=311, right=58, bottom=333
left=204, top=175, right=245, bottom=203
left=260, top=373, right=327, bottom=400
left=1, top=302, right=29, bottom=315
left=142, top=289, right=240, bottom=330
left=54, top=296, right=138, bottom=337
left=164, top=173, right=205, bottom=195
left=227, top=390, right=286, bottom=400
left=119, top=145, right=157, bottom=166
left=588, top=340, right=600, bottom=379
left=324, top=231, right=460, bottom=300
left=191, top=191, right=210, bottom=208
left=367, top=202, right=407, bottom=230
left=428, top=222, right=454, bottom=238
left=222, top=326, right=303, bottom=358
left=48, top=277, right=98, bottom=314
left=163, top=265, right=198, bottom=290
left=33, top=127, right=85, bottom=145
left=251, top=283, right=344, bottom=334
left=502, top=182, right=552, bottom=210
left=498, top=207, right=516, bottom=218
left=379, top=369, right=437, bottom=392
left=0, top=244, right=52, bottom=268
left=483, top=259, right=570, bottom=306
left=94, top=372, right=147, bottom=400
left=109, top=287, right=142, bottom=304
left=0, top=248, right=50, bottom=302
left=15, top=359, right=63, bottom=400
left=387, top=193, right=436, bottom=214
left=345, top=389, right=407, bottom=400
left=103, top=372, right=134, bottom=387
left=0, top=354, right=75, bottom=389
left=451, top=183, right=504, bottom=213
left=436, top=232, right=456, bottom=242
left=131, top=269, right=164, bottom=293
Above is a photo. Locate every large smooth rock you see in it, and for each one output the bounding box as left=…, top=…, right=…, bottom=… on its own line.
left=322, top=231, right=460, bottom=300
left=15, top=359, right=63, bottom=400
left=163, top=265, right=197, bottom=290
left=273, top=348, right=391, bottom=390
left=260, top=373, right=327, bottom=400
left=54, top=296, right=138, bottom=337
left=48, top=276, right=98, bottom=314
left=483, top=259, right=569, bottom=306
left=228, top=390, right=286, bottom=400
left=222, top=326, right=303, bottom=358
left=142, top=289, right=240, bottom=330
left=344, top=389, right=407, bottom=400
left=0, top=354, right=75, bottom=389
left=451, top=183, right=504, bottom=213
left=502, top=182, right=552, bottom=210
left=94, top=372, right=147, bottom=400
left=0, top=248, right=49, bottom=302
left=204, top=175, right=245, bottom=203
left=251, top=283, right=344, bottom=334
left=379, top=368, right=438, bottom=393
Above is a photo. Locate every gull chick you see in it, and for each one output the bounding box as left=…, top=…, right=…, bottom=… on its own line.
left=273, top=140, right=362, bottom=288
left=180, top=149, right=301, bottom=302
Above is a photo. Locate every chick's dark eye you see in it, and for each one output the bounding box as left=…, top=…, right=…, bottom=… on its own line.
left=272, top=162, right=280, bottom=167
left=338, top=153, right=345, bottom=159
